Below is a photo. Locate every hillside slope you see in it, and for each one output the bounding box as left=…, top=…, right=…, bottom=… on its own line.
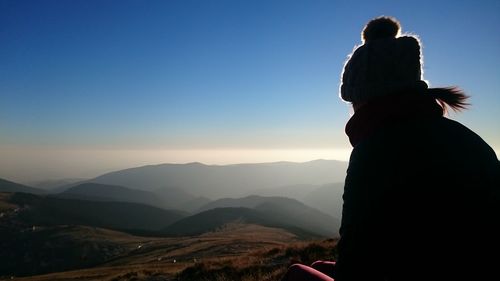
left=0, top=178, right=46, bottom=194
left=197, top=195, right=339, bottom=236
left=8, top=192, right=187, bottom=232
left=57, top=183, right=167, bottom=209
left=164, top=205, right=336, bottom=238
left=0, top=225, right=135, bottom=277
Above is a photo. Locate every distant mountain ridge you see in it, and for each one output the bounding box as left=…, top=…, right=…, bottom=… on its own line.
left=85, top=159, right=348, bottom=198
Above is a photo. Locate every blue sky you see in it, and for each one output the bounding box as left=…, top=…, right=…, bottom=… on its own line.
left=1, top=0, right=499, bottom=182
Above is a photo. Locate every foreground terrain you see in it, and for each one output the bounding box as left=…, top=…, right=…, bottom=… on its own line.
left=7, top=234, right=337, bottom=281
left=2, top=222, right=337, bottom=281
left=0, top=192, right=338, bottom=280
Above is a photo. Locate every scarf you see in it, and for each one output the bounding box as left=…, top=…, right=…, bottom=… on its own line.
left=345, top=94, right=444, bottom=147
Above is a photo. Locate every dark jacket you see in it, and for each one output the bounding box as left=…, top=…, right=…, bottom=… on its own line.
left=333, top=94, right=499, bottom=281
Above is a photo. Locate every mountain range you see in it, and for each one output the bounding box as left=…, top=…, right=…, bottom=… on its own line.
left=72, top=159, right=347, bottom=198
left=1, top=160, right=347, bottom=235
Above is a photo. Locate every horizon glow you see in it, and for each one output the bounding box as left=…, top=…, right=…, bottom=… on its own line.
left=1, top=145, right=351, bottom=183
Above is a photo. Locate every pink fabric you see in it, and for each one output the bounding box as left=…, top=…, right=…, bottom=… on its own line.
left=281, top=261, right=335, bottom=281
left=311, top=261, right=336, bottom=277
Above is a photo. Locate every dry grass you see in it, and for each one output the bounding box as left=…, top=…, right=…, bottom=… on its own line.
left=6, top=224, right=339, bottom=281
left=174, top=238, right=338, bottom=281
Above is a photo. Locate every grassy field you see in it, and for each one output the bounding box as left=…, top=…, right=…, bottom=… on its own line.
left=5, top=224, right=338, bottom=281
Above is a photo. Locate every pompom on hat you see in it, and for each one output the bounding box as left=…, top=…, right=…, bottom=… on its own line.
left=340, top=16, right=428, bottom=104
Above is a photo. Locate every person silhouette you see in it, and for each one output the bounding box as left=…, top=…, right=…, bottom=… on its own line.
left=281, top=16, right=499, bottom=281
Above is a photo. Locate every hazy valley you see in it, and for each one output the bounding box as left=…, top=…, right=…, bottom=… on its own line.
left=0, top=160, right=347, bottom=280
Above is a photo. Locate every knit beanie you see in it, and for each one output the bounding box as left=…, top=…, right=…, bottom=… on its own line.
left=340, top=16, right=428, bottom=104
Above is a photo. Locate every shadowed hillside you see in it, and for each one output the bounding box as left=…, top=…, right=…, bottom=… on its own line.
left=197, top=195, right=339, bottom=236
left=53, top=182, right=209, bottom=213
left=254, top=200, right=338, bottom=237
left=245, top=183, right=345, bottom=219
left=163, top=207, right=276, bottom=236
left=56, top=183, right=168, bottom=209
left=162, top=207, right=323, bottom=238
left=164, top=205, right=336, bottom=238
left=0, top=178, right=46, bottom=194
left=0, top=225, right=133, bottom=277
left=8, top=192, right=187, bottom=232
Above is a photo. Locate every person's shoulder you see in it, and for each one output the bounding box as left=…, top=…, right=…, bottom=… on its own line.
left=351, top=116, right=497, bottom=163
left=434, top=117, right=498, bottom=160
left=434, top=116, right=473, bottom=132
left=435, top=117, right=489, bottom=144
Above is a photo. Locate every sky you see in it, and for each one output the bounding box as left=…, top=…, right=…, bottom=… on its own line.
left=1, top=0, right=499, bottom=183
